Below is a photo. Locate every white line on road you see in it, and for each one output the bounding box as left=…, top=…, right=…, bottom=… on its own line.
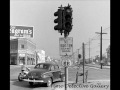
left=87, top=79, right=110, bottom=82
left=88, top=66, right=101, bottom=69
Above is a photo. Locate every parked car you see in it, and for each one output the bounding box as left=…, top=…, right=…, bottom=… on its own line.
left=23, top=63, right=65, bottom=87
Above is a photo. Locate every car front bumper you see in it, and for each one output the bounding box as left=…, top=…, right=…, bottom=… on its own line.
left=23, top=79, right=44, bottom=83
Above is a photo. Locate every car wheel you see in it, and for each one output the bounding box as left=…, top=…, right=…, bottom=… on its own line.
left=61, top=75, right=65, bottom=82
left=29, top=82, right=34, bottom=86
left=46, top=78, right=52, bottom=87
left=18, top=74, right=23, bottom=81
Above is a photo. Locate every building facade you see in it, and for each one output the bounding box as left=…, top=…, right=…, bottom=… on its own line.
left=36, top=50, right=45, bottom=64
left=10, top=38, right=36, bottom=65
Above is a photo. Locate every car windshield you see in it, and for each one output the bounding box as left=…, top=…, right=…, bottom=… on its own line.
left=34, top=64, right=50, bottom=70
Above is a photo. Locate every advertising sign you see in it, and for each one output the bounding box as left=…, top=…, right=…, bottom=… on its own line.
left=59, top=37, right=73, bottom=56
left=10, top=25, right=33, bottom=38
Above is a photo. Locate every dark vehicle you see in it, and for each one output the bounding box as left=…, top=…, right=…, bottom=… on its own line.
left=23, top=63, right=65, bottom=87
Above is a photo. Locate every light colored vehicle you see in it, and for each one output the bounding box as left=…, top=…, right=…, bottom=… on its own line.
left=18, top=68, right=30, bottom=81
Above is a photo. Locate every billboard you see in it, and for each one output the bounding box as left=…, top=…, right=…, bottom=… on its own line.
left=10, top=25, right=33, bottom=38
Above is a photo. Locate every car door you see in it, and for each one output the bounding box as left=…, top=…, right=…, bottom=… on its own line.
left=54, top=65, right=61, bottom=79
left=50, top=65, right=57, bottom=81
left=50, top=65, right=60, bottom=81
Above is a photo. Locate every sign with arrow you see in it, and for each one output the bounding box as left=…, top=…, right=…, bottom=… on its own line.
left=59, top=37, right=73, bottom=56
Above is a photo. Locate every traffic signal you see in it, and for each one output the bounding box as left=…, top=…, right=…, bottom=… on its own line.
left=54, top=9, right=63, bottom=31
left=63, top=5, right=73, bottom=37
left=78, top=54, right=81, bottom=59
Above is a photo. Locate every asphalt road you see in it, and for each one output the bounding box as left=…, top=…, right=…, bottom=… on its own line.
left=10, top=64, right=110, bottom=90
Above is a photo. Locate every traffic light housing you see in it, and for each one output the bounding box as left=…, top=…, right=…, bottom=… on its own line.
left=54, top=9, right=63, bottom=31
left=54, top=4, right=73, bottom=37
left=78, top=54, right=81, bottom=59
left=63, top=5, right=73, bottom=37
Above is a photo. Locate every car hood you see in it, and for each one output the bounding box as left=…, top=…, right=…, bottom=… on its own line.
left=28, top=69, right=49, bottom=76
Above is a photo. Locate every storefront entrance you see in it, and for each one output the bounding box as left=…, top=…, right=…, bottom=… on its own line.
left=10, top=53, right=17, bottom=65
left=19, top=57, right=25, bottom=65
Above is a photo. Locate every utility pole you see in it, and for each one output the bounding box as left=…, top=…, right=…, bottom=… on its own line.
left=89, top=38, right=91, bottom=63
left=77, top=49, right=79, bottom=64
left=95, top=26, right=107, bottom=69
left=82, top=43, right=85, bottom=83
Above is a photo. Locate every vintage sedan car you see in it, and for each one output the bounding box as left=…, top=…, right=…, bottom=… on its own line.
left=23, top=63, right=65, bottom=87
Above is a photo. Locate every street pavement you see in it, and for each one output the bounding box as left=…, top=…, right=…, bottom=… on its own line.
left=10, top=64, right=110, bottom=90
left=52, top=80, right=110, bottom=90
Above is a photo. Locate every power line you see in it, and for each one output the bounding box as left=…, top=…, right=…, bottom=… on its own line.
left=102, top=27, right=110, bottom=32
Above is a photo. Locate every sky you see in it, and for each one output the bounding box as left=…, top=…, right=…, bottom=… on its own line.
left=10, top=0, right=110, bottom=59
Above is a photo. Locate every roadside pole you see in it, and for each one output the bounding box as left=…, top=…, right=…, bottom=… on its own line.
left=83, top=43, right=85, bottom=83
left=95, top=26, right=107, bottom=69
left=60, top=37, right=73, bottom=90
left=65, top=54, right=68, bottom=90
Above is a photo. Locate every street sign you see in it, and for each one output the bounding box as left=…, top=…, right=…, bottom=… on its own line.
left=62, top=59, right=71, bottom=67
left=59, top=37, right=73, bottom=56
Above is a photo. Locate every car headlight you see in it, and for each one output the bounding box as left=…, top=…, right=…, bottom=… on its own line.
left=41, top=74, right=48, bottom=78
left=24, top=75, right=28, bottom=79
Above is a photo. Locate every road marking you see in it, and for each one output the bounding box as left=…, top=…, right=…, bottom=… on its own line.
left=88, top=66, right=100, bottom=69
left=87, top=79, right=110, bottom=82
left=10, top=81, right=14, bottom=83
left=10, top=80, right=18, bottom=83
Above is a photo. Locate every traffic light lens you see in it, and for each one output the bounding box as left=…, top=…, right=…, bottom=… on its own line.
left=65, top=15, right=71, bottom=20
left=54, top=19, right=58, bottom=23
left=66, top=9, right=71, bottom=13
left=54, top=12, right=58, bottom=16
left=65, top=22, right=71, bottom=27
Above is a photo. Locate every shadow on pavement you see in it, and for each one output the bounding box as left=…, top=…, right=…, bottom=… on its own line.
left=11, top=80, right=62, bottom=88
left=10, top=79, right=18, bottom=82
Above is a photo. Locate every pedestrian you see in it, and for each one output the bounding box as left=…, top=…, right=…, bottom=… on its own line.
left=21, top=64, right=30, bottom=73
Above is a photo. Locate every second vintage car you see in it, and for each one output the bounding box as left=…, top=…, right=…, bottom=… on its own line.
left=23, top=62, right=65, bottom=87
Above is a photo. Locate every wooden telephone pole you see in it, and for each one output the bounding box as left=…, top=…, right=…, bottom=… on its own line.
left=82, top=43, right=85, bottom=83
left=95, top=26, right=107, bottom=69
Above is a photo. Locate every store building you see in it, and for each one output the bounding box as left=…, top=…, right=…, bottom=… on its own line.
left=10, top=38, right=36, bottom=65
left=36, top=50, right=45, bottom=64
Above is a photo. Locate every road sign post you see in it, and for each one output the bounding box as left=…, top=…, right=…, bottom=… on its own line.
left=60, top=37, right=73, bottom=90
left=65, top=54, right=68, bottom=90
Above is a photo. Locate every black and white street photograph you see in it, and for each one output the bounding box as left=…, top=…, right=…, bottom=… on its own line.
left=10, top=0, right=110, bottom=90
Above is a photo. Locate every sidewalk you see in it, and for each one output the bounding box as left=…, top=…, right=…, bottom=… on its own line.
left=10, top=65, right=35, bottom=69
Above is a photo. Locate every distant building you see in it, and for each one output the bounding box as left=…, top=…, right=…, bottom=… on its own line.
left=10, top=38, right=36, bottom=65
left=45, top=56, right=51, bottom=62
left=36, top=50, right=45, bottom=64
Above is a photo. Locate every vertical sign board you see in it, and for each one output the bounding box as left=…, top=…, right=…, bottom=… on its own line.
left=59, top=37, right=73, bottom=56
left=10, top=25, right=34, bottom=38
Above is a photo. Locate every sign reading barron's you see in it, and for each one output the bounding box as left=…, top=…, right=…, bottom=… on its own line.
left=10, top=25, right=33, bottom=38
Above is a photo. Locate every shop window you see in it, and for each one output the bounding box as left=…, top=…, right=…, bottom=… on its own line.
left=21, top=44, right=24, bottom=49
